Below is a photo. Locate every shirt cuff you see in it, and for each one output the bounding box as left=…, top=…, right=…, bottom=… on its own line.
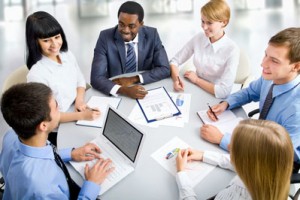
left=58, top=148, right=73, bottom=162
left=138, top=74, right=144, bottom=83
left=219, top=133, right=231, bottom=151
left=176, top=171, right=192, bottom=189
left=176, top=171, right=197, bottom=199
left=110, top=85, right=121, bottom=97
left=79, top=181, right=101, bottom=199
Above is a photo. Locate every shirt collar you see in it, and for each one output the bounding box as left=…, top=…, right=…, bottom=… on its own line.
left=202, top=33, right=228, bottom=53
left=211, top=33, right=228, bottom=53
left=273, top=75, right=300, bottom=97
left=41, top=52, right=66, bottom=67
left=125, top=33, right=139, bottom=45
left=17, top=139, right=54, bottom=160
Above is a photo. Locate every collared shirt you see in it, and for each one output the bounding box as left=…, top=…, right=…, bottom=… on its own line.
left=27, top=51, right=86, bottom=112
left=110, top=34, right=144, bottom=96
left=175, top=151, right=251, bottom=200
left=0, top=129, right=100, bottom=199
left=170, top=32, right=240, bottom=99
left=221, top=75, right=300, bottom=161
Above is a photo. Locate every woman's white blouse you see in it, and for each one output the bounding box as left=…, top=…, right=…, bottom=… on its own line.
left=170, top=32, right=240, bottom=98
left=27, top=51, right=86, bottom=112
left=175, top=151, right=251, bottom=200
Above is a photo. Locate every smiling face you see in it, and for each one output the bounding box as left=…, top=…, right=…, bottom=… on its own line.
left=201, top=14, right=225, bottom=43
left=261, top=44, right=299, bottom=84
left=38, top=34, right=62, bottom=61
left=118, top=12, right=143, bottom=42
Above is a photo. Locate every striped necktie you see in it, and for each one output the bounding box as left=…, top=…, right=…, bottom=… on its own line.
left=125, top=43, right=136, bottom=73
left=259, top=84, right=275, bottom=120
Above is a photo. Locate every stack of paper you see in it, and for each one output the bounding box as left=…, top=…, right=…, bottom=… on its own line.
left=76, top=96, right=121, bottom=128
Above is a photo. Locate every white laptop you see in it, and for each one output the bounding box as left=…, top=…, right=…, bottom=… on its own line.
left=70, top=106, right=145, bottom=195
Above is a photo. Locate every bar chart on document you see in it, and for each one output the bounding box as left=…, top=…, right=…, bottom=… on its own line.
left=137, top=87, right=181, bottom=122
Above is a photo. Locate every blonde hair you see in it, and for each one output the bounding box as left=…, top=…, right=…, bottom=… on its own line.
left=231, top=119, right=293, bottom=200
left=201, top=0, right=230, bottom=27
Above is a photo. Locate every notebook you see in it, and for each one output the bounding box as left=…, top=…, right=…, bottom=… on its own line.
left=197, top=110, right=243, bottom=135
left=76, top=96, right=121, bottom=128
left=70, top=106, right=145, bottom=195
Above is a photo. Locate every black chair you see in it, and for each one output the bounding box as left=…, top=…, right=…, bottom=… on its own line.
left=0, top=176, right=4, bottom=199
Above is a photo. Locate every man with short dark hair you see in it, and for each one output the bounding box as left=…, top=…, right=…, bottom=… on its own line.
left=91, top=1, right=170, bottom=99
left=201, top=27, right=300, bottom=163
left=0, top=82, right=114, bottom=199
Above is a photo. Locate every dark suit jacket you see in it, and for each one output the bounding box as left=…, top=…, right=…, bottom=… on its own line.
left=90, top=25, right=170, bottom=95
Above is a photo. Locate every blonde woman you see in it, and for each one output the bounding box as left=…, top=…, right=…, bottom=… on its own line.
left=176, top=119, right=293, bottom=200
left=170, top=0, right=239, bottom=98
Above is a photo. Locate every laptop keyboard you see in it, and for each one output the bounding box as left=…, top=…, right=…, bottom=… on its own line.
left=94, top=141, right=129, bottom=183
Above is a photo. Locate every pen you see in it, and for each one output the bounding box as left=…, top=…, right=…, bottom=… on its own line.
left=177, top=76, right=183, bottom=87
left=87, top=106, right=99, bottom=112
left=166, top=148, right=180, bottom=159
left=207, top=103, right=218, bottom=120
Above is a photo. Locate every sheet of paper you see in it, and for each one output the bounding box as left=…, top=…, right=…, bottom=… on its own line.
left=76, top=96, right=121, bottom=128
left=137, top=87, right=180, bottom=122
left=197, top=110, right=243, bottom=135
left=151, top=137, right=215, bottom=186
left=129, top=93, right=191, bottom=128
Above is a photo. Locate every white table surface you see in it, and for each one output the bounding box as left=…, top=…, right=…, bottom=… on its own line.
left=58, top=76, right=246, bottom=200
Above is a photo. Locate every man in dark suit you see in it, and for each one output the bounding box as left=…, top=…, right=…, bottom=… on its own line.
left=91, top=1, right=170, bottom=99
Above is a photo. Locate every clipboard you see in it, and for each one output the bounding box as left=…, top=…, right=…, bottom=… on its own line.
left=136, top=87, right=181, bottom=123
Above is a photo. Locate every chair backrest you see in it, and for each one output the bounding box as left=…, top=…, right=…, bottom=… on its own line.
left=235, top=49, right=251, bottom=86
left=2, top=65, right=29, bottom=94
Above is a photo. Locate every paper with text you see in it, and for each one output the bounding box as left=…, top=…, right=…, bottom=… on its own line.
left=129, top=93, right=191, bottom=128
left=137, top=87, right=180, bottom=122
left=76, top=96, right=121, bottom=128
left=151, top=137, right=215, bottom=186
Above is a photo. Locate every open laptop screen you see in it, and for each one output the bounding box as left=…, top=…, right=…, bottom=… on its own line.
left=102, top=107, right=144, bottom=162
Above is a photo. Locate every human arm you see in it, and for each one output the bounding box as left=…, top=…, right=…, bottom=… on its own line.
left=117, top=85, right=148, bottom=99
left=184, top=71, right=215, bottom=95
left=212, top=46, right=240, bottom=99
left=90, top=29, right=120, bottom=95
left=175, top=149, right=198, bottom=200
left=170, top=64, right=185, bottom=91
left=138, top=27, right=170, bottom=84
left=112, top=75, right=140, bottom=87
left=59, top=109, right=100, bottom=123
left=75, top=87, right=87, bottom=112
left=225, top=77, right=262, bottom=109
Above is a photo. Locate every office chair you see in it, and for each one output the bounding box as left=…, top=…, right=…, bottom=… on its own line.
left=1, top=65, right=29, bottom=94
left=234, top=49, right=253, bottom=89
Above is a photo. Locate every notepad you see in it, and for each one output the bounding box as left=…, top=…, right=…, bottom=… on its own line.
left=76, top=96, right=121, bottom=128
left=197, top=110, right=243, bottom=135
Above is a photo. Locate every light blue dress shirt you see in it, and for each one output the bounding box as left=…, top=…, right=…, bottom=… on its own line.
left=0, top=129, right=100, bottom=199
left=220, top=75, right=300, bottom=161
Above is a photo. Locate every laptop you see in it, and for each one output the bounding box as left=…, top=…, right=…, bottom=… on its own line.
left=70, top=106, right=145, bottom=195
